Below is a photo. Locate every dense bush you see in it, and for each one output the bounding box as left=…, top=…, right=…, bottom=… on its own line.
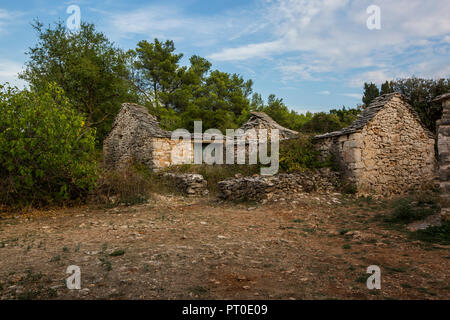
left=279, top=136, right=337, bottom=172
left=0, top=84, right=97, bottom=206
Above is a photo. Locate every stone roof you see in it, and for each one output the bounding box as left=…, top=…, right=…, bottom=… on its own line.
left=111, top=103, right=172, bottom=138
left=433, top=92, right=450, bottom=103
left=315, top=93, right=431, bottom=139
left=238, top=112, right=299, bottom=140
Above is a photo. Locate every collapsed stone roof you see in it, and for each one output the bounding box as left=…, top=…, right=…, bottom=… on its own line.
left=315, top=93, right=432, bottom=139
left=433, top=92, right=450, bottom=102
left=239, top=112, right=299, bottom=140
left=110, top=103, right=172, bottom=138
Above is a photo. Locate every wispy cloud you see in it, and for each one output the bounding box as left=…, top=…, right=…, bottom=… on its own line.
left=0, top=59, right=25, bottom=88
left=318, top=90, right=331, bottom=95
left=208, top=0, right=450, bottom=83
left=341, top=93, right=363, bottom=100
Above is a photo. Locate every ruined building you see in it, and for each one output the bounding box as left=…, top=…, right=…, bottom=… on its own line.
left=103, top=104, right=298, bottom=171
left=103, top=103, right=193, bottom=170
left=315, top=93, right=437, bottom=197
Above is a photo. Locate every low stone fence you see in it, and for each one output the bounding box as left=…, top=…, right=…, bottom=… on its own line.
left=217, top=169, right=341, bottom=201
left=160, top=173, right=209, bottom=197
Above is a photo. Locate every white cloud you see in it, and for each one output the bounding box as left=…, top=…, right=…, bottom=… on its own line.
left=0, top=9, right=24, bottom=34
left=208, top=0, right=450, bottom=82
left=318, top=90, right=331, bottom=95
left=0, top=60, right=26, bottom=88
left=341, top=93, right=362, bottom=100
left=209, top=40, right=283, bottom=61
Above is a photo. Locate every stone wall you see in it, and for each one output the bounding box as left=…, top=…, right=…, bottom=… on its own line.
left=160, top=173, right=209, bottom=197
left=358, top=97, right=436, bottom=196
left=316, top=95, right=436, bottom=197
left=217, top=169, right=340, bottom=201
left=152, top=138, right=194, bottom=170
left=436, top=93, right=450, bottom=221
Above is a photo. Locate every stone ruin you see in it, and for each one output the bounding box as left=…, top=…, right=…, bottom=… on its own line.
left=314, top=93, right=437, bottom=197
left=239, top=112, right=299, bottom=140
left=435, top=92, right=450, bottom=221
left=103, top=104, right=299, bottom=172
left=103, top=103, right=193, bottom=171
left=160, top=173, right=209, bottom=197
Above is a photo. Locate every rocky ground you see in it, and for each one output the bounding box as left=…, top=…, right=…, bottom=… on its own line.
left=0, top=193, right=448, bottom=300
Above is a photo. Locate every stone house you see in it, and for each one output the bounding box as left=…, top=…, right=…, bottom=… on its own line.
left=103, top=104, right=298, bottom=171
left=103, top=103, right=193, bottom=171
left=315, top=93, right=437, bottom=197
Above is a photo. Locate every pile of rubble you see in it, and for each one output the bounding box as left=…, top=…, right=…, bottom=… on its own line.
left=160, top=173, right=209, bottom=197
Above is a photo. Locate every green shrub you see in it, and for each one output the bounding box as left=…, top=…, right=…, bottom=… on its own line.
left=279, top=136, right=337, bottom=172
left=409, top=222, right=450, bottom=245
left=0, top=84, right=97, bottom=206
left=385, top=197, right=438, bottom=224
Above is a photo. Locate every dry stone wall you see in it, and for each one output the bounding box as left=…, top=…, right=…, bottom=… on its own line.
left=218, top=169, right=340, bottom=202
left=436, top=93, right=450, bottom=221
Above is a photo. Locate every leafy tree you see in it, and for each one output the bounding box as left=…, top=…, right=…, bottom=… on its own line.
left=20, top=21, right=135, bottom=142
left=131, top=39, right=185, bottom=108
left=329, top=106, right=361, bottom=126
left=301, top=112, right=343, bottom=134
left=380, top=81, right=395, bottom=95
left=362, top=82, right=380, bottom=106
left=0, top=84, right=97, bottom=206
left=392, top=77, right=450, bottom=132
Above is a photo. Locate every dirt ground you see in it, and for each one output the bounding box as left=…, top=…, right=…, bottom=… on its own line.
left=0, top=193, right=449, bottom=300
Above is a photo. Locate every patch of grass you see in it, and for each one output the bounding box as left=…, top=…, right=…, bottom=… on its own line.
left=384, top=195, right=439, bottom=225
left=342, top=244, right=352, bottom=250
left=49, top=255, right=61, bottom=262
left=385, top=266, right=407, bottom=273
left=355, top=274, right=367, bottom=283
left=409, top=222, right=450, bottom=245
left=189, top=285, right=209, bottom=295
left=99, top=257, right=112, bottom=271
left=109, top=249, right=125, bottom=257
left=401, top=283, right=412, bottom=289
left=292, top=219, right=304, bottom=223
left=62, top=246, right=69, bottom=253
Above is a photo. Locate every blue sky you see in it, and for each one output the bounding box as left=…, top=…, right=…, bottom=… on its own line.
left=0, top=0, right=449, bottom=114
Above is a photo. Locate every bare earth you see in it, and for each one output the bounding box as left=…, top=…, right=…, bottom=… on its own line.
left=0, top=193, right=449, bottom=300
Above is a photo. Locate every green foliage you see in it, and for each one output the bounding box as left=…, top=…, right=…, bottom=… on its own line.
left=409, top=222, right=450, bottom=245
left=362, top=82, right=380, bottom=106
left=279, top=136, right=337, bottom=172
left=393, top=77, right=450, bottom=132
left=0, top=84, right=97, bottom=206
left=20, top=21, right=136, bottom=142
left=361, top=78, right=450, bottom=132
left=385, top=197, right=438, bottom=224
left=253, top=93, right=360, bottom=134
left=130, top=39, right=252, bottom=132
